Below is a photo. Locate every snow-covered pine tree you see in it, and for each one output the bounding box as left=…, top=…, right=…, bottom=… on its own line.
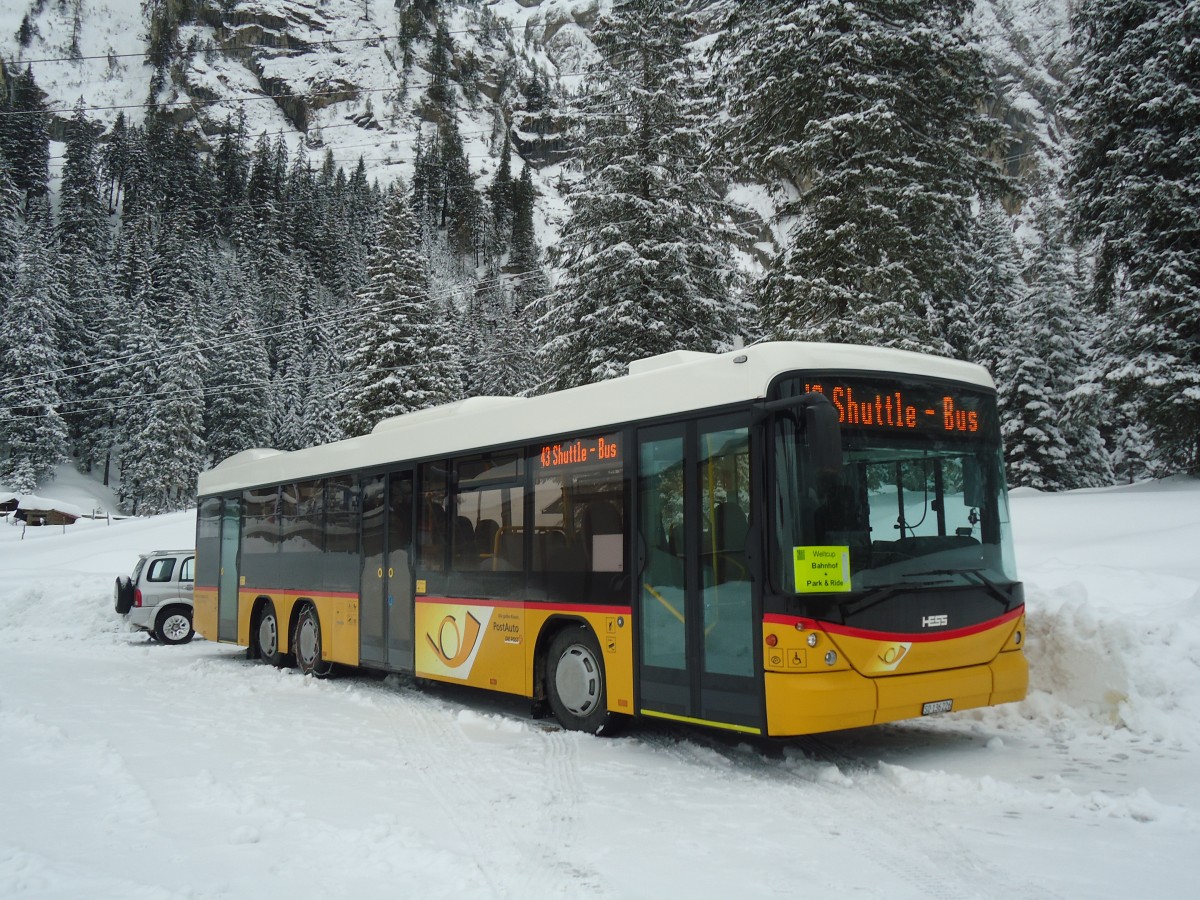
left=1067, top=0, right=1200, bottom=473
left=0, top=65, right=50, bottom=213
left=100, top=113, right=133, bottom=214
left=57, top=101, right=115, bottom=471
left=118, top=278, right=206, bottom=515
left=203, top=260, right=271, bottom=465
left=538, top=0, right=739, bottom=391
left=964, top=198, right=1072, bottom=489
left=341, top=186, right=461, bottom=437
left=212, top=113, right=249, bottom=237
left=998, top=348, right=1070, bottom=491
left=84, top=290, right=132, bottom=487
left=488, top=136, right=514, bottom=252
left=1023, top=190, right=1112, bottom=488
left=490, top=294, right=541, bottom=398
left=0, top=212, right=68, bottom=492
left=271, top=263, right=325, bottom=451
left=0, top=153, right=20, bottom=305
left=715, top=0, right=1004, bottom=353
left=509, top=164, right=546, bottom=310
left=299, top=296, right=345, bottom=448
left=965, top=200, right=1025, bottom=378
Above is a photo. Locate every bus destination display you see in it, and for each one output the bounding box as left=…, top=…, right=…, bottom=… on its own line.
left=538, top=434, right=621, bottom=468
left=796, top=379, right=987, bottom=435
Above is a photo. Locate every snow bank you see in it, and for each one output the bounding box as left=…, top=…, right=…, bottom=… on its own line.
left=1, top=480, right=1198, bottom=898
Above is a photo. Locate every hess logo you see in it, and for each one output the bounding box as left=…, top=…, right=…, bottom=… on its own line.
left=922, top=614, right=948, bottom=628
left=426, top=612, right=482, bottom=667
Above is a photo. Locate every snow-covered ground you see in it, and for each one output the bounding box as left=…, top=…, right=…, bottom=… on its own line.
left=2, top=477, right=1199, bottom=898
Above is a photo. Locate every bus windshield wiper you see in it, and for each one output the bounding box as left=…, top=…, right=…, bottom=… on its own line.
left=901, top=568, right=1011, bottom=604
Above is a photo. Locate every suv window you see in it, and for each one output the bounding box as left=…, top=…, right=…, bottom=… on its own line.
left=147, top=558, right=176, bottom=582
left=180, top=557, right=194, bottom=583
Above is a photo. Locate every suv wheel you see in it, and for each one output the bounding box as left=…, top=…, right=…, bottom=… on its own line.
left=155, top=606, right=194, bottom=644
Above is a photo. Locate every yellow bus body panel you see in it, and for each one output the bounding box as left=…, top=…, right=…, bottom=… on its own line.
left=193, top=587, right=218, bottom=641
left=233, top=589, right=360, bottom=666
left=413, top=599, right=635, bottom=715
left=763, top=612, right=1029, bottom=736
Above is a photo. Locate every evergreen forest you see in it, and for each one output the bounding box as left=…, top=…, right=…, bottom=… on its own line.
left=0, top=0, right=1197, bottom=514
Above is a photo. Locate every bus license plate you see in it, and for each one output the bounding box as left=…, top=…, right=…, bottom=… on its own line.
left=922, top=699, right=953, bottom=716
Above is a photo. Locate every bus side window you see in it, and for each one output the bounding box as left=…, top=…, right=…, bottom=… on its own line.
left=530, top=433, right=627, bottom=603
left=418, top=461, right=448, bottom=575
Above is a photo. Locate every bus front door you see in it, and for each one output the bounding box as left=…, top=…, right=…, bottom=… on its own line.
left=360, top=470, right=415, bottom=671
left=637, top=417, right=761, bottom=734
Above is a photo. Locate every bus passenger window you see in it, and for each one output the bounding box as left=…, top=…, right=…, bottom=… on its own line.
left=418, top=462, right=448, bottom=574
left=323, top=475, right=359, bottom=591
left=444, top=450, right=526, bottom=600
left=530, top=433, right=626, bottom=603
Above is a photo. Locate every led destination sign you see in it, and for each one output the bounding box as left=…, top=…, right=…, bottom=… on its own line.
left=539, top=434, right=621, bottom=468
left=794, top=379, right=991, bottom=436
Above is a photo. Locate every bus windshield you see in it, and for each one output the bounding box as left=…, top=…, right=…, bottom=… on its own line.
left=772, top=374, right=1018, bottom=593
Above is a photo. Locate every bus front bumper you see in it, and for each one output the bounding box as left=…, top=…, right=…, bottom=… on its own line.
left=763, top=650, right=1028, bottom=737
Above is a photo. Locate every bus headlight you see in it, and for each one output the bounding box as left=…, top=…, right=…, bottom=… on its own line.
left=825, top=650, right=838, bottom=666
left=807, top=633, right=819, bottom=648
left=1013, top=630, right=1023, bottom=646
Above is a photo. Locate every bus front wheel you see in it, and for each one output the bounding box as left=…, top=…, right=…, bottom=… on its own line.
left=546, top=626, right=620, bottom=735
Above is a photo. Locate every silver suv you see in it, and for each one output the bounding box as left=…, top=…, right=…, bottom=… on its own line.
left=114, top=550, right=196, bottom=644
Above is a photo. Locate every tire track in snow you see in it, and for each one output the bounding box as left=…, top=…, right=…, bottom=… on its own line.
left=784, top=732, right=1066, bottom=900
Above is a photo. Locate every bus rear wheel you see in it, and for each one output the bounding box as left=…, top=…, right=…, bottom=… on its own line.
left=255, top=600, right=289, bottom=667
left=293, top=604, right=333, bottom=678
left=546, top=626, right=621, bottom=735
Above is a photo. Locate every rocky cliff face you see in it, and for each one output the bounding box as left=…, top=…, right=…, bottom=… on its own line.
left=2, top=0, right=1070, bottom=247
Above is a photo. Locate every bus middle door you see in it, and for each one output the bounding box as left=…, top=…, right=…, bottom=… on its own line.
left=360, top=470, right=415, bottom=671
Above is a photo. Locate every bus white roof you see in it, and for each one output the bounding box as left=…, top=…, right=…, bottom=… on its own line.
left=198, top=341, right=994, bottom=495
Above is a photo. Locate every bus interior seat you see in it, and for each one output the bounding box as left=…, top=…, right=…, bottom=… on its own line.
left=495, top=529, right=523, bottom=571
left=715, top=502, right=748, bottom=552
left=453, top=516, right=475, bottom=563
left=714, top=502, right=749, bottom=582
left=536, top=529, right=569, bottom=570
left=475, top=519, right=500, bottom=560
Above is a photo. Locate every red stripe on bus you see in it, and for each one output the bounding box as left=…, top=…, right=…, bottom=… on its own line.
left=762, top=605, right=1024, bottom=643
left=239, top=588, right=361, bottom=600
left=419, top=596, right=632, bottom=616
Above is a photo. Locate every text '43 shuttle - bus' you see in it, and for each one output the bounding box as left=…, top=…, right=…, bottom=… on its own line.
left=193, top=342, right=1027, bottom=737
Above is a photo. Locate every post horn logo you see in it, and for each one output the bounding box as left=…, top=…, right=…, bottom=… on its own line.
left=426, top=611, right=483, bottom=668
left=875, top=642, right=912, bottom=672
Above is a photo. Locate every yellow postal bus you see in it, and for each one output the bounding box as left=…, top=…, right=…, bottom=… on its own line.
left=194, top=342, right=1027, bottom=736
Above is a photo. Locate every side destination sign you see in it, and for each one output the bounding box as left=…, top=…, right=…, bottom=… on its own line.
left=794, top=546, right=851, bottom=594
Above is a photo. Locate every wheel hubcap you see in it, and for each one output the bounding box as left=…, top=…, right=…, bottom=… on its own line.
left=258, top=614, right=277, bottom=657
left=163, top=614, right=190, bottom=640
left=298, top=615, right=319, bottom=667
left=555, top=644, right=600, bottom=717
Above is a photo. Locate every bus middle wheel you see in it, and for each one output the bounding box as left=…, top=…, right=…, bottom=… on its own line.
left=256, top=600, right=290, bottom=667
left=294, top=604, right=332, bottom=678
